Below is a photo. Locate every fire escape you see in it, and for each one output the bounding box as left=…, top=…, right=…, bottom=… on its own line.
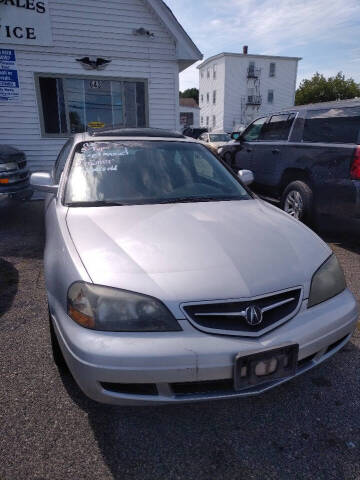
left=244, top=64, right=262, bottom=123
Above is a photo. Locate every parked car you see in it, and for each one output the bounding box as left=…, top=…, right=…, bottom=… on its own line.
left=198, top=132, right=231, bottom=155
left=0, top=145, right=32, bottom=200
left=182, top=126, right=208, bottom=139
left=219, top=100, right=360, bottom=231
left=31, top=127, right=357, bottom=406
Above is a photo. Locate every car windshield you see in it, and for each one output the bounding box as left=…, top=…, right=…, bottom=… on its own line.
left=209, top=134, right=230, bottom=142
left=64, top=141, right=251, bottom=206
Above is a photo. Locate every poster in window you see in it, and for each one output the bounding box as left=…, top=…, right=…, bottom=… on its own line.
left=0, top=49, right=20, bottom=103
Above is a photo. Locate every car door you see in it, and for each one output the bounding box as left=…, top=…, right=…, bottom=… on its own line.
left=233, top=116, right=267, bottom=171
left=252, top=113, right=296, bottom=195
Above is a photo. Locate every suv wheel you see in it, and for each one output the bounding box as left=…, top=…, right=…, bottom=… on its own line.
left=281, top=181, right=313, bottom=223
left=49, top=311, right=69, bottom=373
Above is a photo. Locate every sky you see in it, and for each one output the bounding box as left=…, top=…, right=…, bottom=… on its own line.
left=164, top=0, right=360, bottom=92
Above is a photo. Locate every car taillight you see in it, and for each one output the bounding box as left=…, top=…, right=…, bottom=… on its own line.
left=350, top=146, right=360, bottom=180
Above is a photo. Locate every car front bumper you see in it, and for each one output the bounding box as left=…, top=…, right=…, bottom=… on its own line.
left=0, top=177, right=32, bottom=197
left=51, top=288, right=358, bottom=405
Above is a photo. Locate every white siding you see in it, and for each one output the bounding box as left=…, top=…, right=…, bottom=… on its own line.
left=198, top=57, right=226, bottom=131
left=179, top=106, right=200, bottom=127
left=0, top=0, right=180, bottom=171
left=199, top=54, right=299, bottom=133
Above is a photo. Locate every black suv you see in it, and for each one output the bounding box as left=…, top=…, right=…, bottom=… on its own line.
left=219, top=99, right=360, bottom=232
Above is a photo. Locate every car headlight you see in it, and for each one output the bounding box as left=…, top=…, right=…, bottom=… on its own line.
left=218, top=147, right=224, bottom=154
left=308, top=254, right=346, bottom=308
left=67, top=282, right=182, bottom=332
left=0, top=162, right=17, bottom=172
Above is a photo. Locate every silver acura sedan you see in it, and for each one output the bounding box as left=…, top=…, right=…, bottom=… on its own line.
left=31, top=128, right=358, bottom=405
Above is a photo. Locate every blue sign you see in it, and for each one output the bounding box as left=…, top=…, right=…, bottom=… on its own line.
left=0, top=49, right=16, bottom=63
left=0, top=49, right=20, bottom=102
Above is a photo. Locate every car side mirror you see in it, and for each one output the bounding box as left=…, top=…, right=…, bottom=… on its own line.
left=231, top=132, right=241, bottom=141
left=238, top=169, right=254, bottom=186
left=30, top=172, right=58, bottom=194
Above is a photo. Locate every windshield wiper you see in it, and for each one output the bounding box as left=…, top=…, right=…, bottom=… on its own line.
left=67, top=200, right=126, bottom=207
left=155, top=196, right=243, bottom=204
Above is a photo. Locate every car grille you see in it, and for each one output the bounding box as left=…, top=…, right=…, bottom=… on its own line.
left=182, top=287, right=302, bottom=337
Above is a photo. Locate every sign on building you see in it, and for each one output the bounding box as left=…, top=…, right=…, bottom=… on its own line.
left=0, top=0, right=52, bottom=46
left=0, top=49, right=20, bottom=102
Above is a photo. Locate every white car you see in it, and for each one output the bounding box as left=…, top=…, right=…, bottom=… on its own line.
left=198, top=132, right=231, bottom=154
left=30, top=127, right=358, bottom=406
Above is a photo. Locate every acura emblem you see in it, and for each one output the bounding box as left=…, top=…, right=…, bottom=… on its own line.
left=245, top=305, right=263, bottom=326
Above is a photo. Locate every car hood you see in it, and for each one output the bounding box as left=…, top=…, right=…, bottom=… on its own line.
left=66, top=199, right=330, bottom=313
left=0, top=145, right=23, bottom=162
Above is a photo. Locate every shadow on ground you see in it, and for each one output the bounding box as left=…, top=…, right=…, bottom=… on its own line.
left=0, top=198, right=44, bottom=259
left=0, top=258, right=19, bottom=318
left=58, top=335, right=360, bottom=479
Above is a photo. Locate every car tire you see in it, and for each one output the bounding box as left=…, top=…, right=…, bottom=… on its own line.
left=281, top=180, right=313, bottom=223
left=49, top=311, right=69, bottom=373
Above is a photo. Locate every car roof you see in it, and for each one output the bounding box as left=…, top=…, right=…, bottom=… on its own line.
left=70, top=129, right=201, bottom=144
left=88, top=127, right=186, bottom=138
left=283, top=98, right=360, bottom=112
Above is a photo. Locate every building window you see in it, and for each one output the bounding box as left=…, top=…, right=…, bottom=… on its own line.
left=248, top=61, right=255, bottom=76
left=212, top=115, right=216, bottom=127
left=206, top=116, right=209, bottom=126
left=207, top=68, right=210, bottom=78
left=201, top=71, right=204, bottom=78
left=200, top=94, right=203, bottom=103
left=37, top=75, right=147, bottom=136
left=180, top=112, right=194, bottom=126
left=213, top=64, right=217, bottom=79
left=201, top=116, right=203, bottom=125
left=269, top=62, right=276, bottom=77
left=268, top=89, right=274, bottom=103
left=213, top=90, right=216, bottom=104
left=206, top=92, right=209, bottom=103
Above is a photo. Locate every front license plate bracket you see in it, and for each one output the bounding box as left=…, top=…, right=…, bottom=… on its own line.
left=234, top=344, right=299, bottom=391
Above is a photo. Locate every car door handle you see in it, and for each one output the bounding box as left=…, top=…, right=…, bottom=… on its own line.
left=272, top=148, right=280, bottom=154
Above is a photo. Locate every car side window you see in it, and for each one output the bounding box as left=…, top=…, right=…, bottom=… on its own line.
left=242, top=117, right=267, bottom=142
left=54, top=140, right=73, bottom=184
left=260, top=113, right=296, bottom=141
left=303, top=107, right=360, bottom=144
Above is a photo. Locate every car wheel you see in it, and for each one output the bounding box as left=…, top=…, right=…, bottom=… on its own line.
left=49, top=311, right=69, bottom=373
left=281, top=181, right=313, bottom=223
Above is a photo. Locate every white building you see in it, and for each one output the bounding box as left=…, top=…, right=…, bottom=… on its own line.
left=198, top=47, right=301, bottom=132
left=0, top=0, right=202, bottom=172
left=179, top=97, right=200, bottom=128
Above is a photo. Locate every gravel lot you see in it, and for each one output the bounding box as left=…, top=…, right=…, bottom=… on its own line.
left=0, top=199, right=359, bottom=480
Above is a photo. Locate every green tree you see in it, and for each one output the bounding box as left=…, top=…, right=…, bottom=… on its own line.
left=295, top=72, right=360, bottom=105
left=179, top=88, right=199, bottom=104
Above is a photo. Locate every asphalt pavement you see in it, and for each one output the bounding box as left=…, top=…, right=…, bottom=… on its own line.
left=0, top=199, right=359, bottom=480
